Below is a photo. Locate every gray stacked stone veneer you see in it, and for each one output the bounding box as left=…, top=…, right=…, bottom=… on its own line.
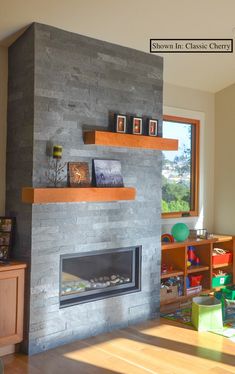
left=6, top=23, right=163, bottom=355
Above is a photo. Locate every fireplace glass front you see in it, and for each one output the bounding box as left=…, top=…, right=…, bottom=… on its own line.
left=60, top=246, right=141, bottom=307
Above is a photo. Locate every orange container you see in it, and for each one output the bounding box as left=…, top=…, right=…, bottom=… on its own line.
left=212, top=252, right=233, bottom=266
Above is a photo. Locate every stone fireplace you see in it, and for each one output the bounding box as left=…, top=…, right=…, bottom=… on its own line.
left=6, top=23, right=163, bottom=354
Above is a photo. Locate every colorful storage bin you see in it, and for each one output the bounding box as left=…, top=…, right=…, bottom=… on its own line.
left=222, top=298, right=235, bottom=320
left=212, top=274, right=232, bottom=288
left=212, top=252, right=233, bottom=266
left=186, top=285, right=202, bottom=296
left=192, top=296, right=223, bottom=332
left=221, top=285, right=235, bottom=300
left=160, top=285, right=178, bottom=302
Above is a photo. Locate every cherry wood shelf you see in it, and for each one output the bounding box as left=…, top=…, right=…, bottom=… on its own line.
left=162, top=238, right=217, bottom=250
left=22, top=187, right=136, bottom=204
left=83, top=131, right=178, bottom=151
left=161, top=270, right=184, bottom=279
left=187, top=265, right=210, bottom=274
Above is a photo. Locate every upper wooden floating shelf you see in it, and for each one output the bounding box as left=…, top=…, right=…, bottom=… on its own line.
left=83, top=131, right=178, bottom=151
left=22, top=187, right=136, bottom=204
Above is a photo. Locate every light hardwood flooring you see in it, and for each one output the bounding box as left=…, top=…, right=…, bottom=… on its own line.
left=2, top=318, right=235, bottom=374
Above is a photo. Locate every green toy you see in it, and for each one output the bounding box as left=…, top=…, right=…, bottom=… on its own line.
left=171, top=223, right=189, bottom=242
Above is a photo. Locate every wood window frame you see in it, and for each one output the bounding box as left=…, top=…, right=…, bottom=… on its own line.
left=162, top=114, right=200, bottom=219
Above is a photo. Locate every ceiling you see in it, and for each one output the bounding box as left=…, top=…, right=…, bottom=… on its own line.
left=1, top=0, right=235, bottom=93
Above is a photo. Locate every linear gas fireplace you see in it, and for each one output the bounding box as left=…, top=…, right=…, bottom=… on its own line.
left=60, top=246, right=141, bottom=307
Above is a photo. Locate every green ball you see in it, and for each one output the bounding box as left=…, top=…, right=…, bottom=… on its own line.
left=171, top=223, right=189, bottom=242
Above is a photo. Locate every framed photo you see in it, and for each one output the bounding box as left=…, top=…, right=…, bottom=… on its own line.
left=148, top=119, right=158, bottom=136
left=132, top=117, right=142, bottom=135
left=0, top=217, right=15, bottom=260
left=92, top=159, right=124, bottom=187
left=68, top=162, right=90, bottom=187
left=115, top=114, right=127, bottom=133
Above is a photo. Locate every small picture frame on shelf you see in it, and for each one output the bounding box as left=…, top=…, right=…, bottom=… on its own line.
left=114, top=114, right=127, bottom=133
left=148, top=119, right=158, bottom=136
left=0, top=218, right=13, bottom=232
left=132, top=117, right=142, bottom=135
left=0, top=217, right=15, bottom=260
left=68, top=162, right=90, bottom=187
left=92, top=159, right=124, bottom=187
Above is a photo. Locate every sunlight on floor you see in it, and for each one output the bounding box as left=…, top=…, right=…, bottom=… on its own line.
left=62, top=321, right=235, bottom=374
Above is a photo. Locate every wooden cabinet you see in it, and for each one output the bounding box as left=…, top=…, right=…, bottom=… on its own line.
left=160, top=235, right=234, bottom=308
left=0, top=262, right=26, bottom=348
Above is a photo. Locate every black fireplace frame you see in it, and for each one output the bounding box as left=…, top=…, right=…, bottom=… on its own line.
left=59, top=245, right=142, bottom=308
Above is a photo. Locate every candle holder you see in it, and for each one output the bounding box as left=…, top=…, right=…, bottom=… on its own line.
left=45, top=145, right=67, bottom=187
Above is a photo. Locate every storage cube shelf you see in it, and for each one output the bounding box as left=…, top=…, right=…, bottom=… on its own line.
left=160, top=235, right=235, bottom=308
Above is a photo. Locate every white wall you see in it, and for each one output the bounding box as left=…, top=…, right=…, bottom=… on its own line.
left=162, top=83, right=215, bottom=234
left=214, top=83, right=235, bottom=234
left=0, top=46, right=7, bottom=215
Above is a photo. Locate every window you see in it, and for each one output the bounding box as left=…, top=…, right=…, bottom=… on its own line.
left=162, top=115, right=199, bottom=218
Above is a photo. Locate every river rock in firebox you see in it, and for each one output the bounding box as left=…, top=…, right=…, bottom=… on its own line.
left=105, top=281, right=111, bottom=286
left=111, top=275, right=117, bottom=281
left=103, top=276, right=109, bottom=281
left=99, top=277, right=104, bottom=282
left=111, top=278, right=120, bottom=284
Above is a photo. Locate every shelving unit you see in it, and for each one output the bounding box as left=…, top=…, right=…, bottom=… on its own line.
left=83, top=131, right=178, bottom=151
left=160, top=235, right=235, bottom=309
left=22, top=187, right=136, bottom=204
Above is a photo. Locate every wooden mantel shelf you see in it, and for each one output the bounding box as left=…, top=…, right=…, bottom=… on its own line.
left=83, top=131, right=178, bottom=151
left=22, top=187, right=136, bottom=204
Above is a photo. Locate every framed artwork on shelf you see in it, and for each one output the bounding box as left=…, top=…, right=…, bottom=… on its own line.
left=67, top=162, right=90, bottom=187
left=132, top=117, right=142, bottom=135
left=148, top=119, right=158, bottom=136
left=92, top=159, right=124, bottom=187
left=0, top=217, right=15, bottom=260
left=114, top=114, right=127, bottom=133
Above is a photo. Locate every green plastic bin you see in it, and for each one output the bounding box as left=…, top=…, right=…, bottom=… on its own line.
left=221, top=285, right=235, bottom=300
left=212, top=274, right=232, bottom=288
left=192, top=296, right=223, bottom=332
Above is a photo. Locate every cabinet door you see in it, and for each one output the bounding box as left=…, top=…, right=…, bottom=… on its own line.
left=0, top=269, right=25, bottom=346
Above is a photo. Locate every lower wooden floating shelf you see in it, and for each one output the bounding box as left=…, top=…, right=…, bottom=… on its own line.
left=22, top=187, right=136, bottom=204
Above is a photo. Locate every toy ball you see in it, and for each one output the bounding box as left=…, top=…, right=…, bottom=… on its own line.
left=171, top=223, right=189, bottom=242
left=187, top=261, right=192, bottom=267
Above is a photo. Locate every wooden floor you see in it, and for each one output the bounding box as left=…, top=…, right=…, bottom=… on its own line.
left=2, top=318, right=235, bottom=374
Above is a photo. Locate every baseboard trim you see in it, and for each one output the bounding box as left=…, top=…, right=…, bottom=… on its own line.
left=0, top=344, right=15, bottom=357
